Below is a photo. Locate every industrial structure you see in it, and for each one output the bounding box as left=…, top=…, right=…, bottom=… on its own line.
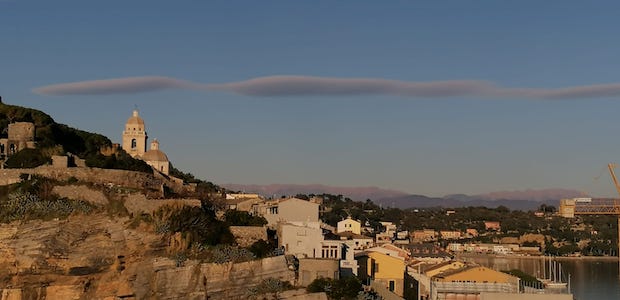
left=559, top=163, right=620, bottom=261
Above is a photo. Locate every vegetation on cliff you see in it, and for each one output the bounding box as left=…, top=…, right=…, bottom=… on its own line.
left=0, top=176, right=96, bottom=223
left=0, top=102, right=151, bottom=172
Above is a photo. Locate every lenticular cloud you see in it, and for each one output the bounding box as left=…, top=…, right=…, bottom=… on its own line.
left=32, top=75, right=620, bottom=99
left=32, top=76, right=202, bottom=95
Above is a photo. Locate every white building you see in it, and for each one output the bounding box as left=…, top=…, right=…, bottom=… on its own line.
left=254, top=198, right=319, bottom=228
left=277, top=222, right=323, bottom=258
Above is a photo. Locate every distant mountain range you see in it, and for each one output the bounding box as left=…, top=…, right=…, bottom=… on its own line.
left=222, top=183, right=408, bottom=201
left=222, top=183, right=585, bottom=211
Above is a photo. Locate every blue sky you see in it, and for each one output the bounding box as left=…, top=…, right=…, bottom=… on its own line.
left=3, top=1, right=620, bottom=197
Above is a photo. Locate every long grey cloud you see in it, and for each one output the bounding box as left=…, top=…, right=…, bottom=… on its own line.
left=32, top=75, right=620, bottom=99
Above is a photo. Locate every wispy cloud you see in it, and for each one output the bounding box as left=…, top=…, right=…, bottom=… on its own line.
left=32, top=75, right=620, bottom=99
left=32, top=76, right=205, bottom=95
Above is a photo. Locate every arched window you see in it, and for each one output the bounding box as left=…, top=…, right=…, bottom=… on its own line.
left=131, top=139, right=137, bottom=149
left=9, top=144, right=16, bottom=154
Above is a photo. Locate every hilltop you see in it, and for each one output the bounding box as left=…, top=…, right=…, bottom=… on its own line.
left=0, top=101, right=151, bottom=172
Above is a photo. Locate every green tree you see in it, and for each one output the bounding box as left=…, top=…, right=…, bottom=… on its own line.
left=224, top=210, right=268, bottom=226
left=307, top=277, right=362, bottom=300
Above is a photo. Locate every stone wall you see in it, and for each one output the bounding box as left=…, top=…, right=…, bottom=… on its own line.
left=0, top=166, right=162, bottom=190
left=52, top=185, right=109, bottom=206
left=123, top=193, right=201, bottom=215
left=298, top=258, right=340, bottom=286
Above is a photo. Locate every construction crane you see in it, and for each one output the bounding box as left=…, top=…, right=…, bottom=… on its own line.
left=559, top=163, right=620, bottom=262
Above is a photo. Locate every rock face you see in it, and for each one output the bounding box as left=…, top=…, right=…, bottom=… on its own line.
left=0, top=215, right=295, bottom=300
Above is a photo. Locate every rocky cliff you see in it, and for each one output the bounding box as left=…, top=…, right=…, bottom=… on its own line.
left=0, top=181, right=296, bottom=300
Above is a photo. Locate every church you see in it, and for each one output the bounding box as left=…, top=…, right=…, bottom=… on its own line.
left=121, top=110, right=170, bottom=175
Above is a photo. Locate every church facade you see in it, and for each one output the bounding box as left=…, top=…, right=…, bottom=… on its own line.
left=121, top=110, right=170, bottom=175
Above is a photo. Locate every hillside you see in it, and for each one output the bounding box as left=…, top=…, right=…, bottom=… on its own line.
left=0, top=175, right=293, bottom=299
left=0, top=101, right=151, bottom=172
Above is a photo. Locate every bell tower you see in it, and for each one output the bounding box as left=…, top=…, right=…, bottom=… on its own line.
left=122, top=109, right=147, bottom=157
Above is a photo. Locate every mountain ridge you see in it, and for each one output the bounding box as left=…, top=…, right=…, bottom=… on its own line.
left=222, top=183, right=584, bottom=210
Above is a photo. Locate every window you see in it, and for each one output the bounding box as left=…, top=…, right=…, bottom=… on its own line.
left=131, top=139, right=137, bottom=149
left=374, top=262, right=379, bottom=273
left=0, top=144, right=4, bottom=154
left=389, top=281, right=395, bottom=291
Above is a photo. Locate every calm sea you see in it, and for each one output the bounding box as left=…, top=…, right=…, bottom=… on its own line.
left=458, top=255, right=620, bottom=300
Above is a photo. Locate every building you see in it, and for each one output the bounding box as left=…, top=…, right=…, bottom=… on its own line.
left=356, top=251, right=406, bottom=297
left=277, top=222, right=323, bottom=258
left=122, top=110, right=147, bottom=157
left=225, top=196, right=263, bottom=212
left=141, top=139, right=170, bottom=175
left=319, top=239, right=359, bottom=276
left=466, top=228, right=479, bottom=237
left=440, top=230, right=462, bottom=240
left=298, top=258, right=340, bottom=286
left=333, top=231, right=374, bottom=250
left=484, top=221, right=501, bottom=231
left=254, top=197, right=319, bottom=228
left=404, top=243, right=452, bottom=263
left=226, top=193, right=261, bottom=200
left=423, top=260, right=466, bottom=278
left=380, top=221, right=397, bottom=236
left=121, top=110, right=171, bottom=175
left=411, top=229, right=438, bottom=242
left=0, top=122, right=36, bottom=161
left=431, top=266, right=520, bottom=299
left=337, top=217, right=361, bottom=235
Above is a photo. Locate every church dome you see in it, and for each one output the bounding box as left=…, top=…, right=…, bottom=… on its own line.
left=141, top=149, right=169, bottom=162
left=126, top=110, right=145, bottom=125
left=141, top=139, right=168, bottom=162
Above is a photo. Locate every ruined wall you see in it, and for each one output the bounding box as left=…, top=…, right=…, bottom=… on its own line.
left=7, top=122, right=35, bottom=142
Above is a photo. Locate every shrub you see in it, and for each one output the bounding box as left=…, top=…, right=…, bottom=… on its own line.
left=248, top=239, right=276, bottom=259
left=307, top=277, right=362, bottom=300
left=209, top=245, right=255, bottom=264
left=0, top=191, right=96, bottom=223
left=5, top=148, right=49, bottom=168
left=224, top=210, right=268, bottom=226
left=158, top=205, right=234, bottom=247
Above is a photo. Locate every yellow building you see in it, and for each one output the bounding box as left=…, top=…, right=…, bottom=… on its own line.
left=434, top=265, right=519, bottom=285
left=337, top=216, right=361, bottom=235
left=424, top=260, right=466, bottom=278
left=356, top=251, right=406, bottom=297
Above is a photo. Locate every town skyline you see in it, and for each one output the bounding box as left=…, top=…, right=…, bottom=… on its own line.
left=4, top=1, right=620, bottom=197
